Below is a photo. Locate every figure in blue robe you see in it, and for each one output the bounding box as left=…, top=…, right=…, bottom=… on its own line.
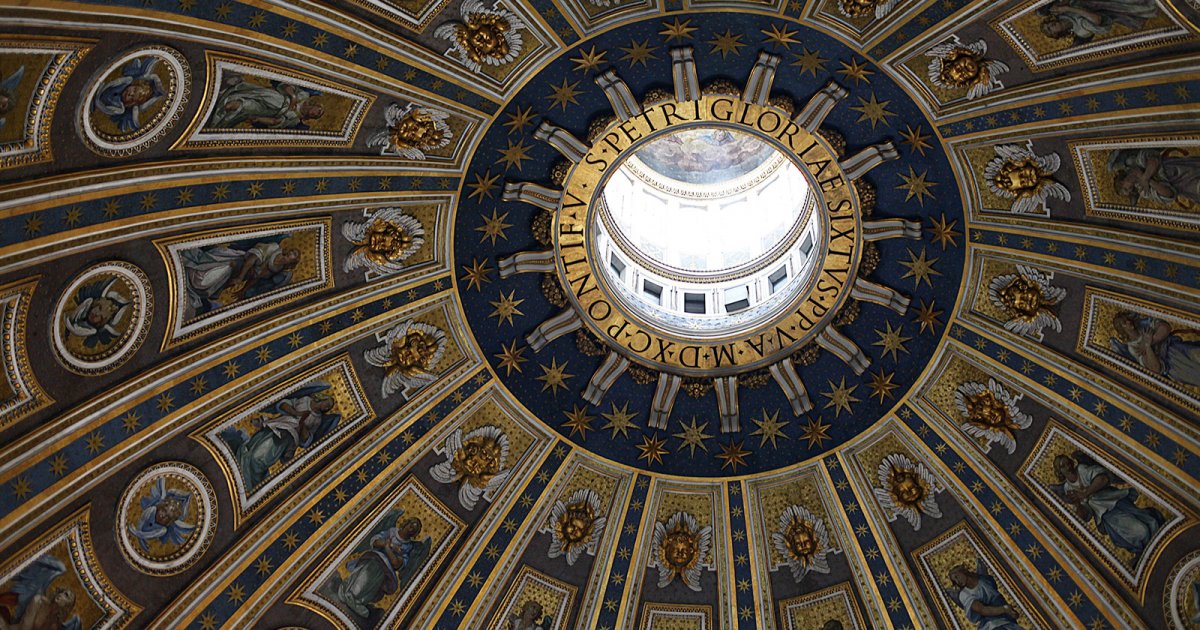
left=321, top=510, right=430, bottom=627
left=220, top=383, right=339, bottom=492
left=1053, top=452, right=1165, bottom=556
left=945, top=561, right=1024, bottom=630
left=127, top=476, right=196, bottom=551
left=1039, top=0, right=1159, bottom=45
left=91, top=57, right=165, bottom=133
left=1110, top=311, right=1200, bottom=387
left=0, top=555, right=82, bottom=630
left=179, top=235, right=300, bottom=317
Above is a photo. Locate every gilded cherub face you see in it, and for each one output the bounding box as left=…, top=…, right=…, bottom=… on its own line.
left=963, top=390, right=1011, bottom=429
left=663, top=529, right=699, bottom=570
left=364, top=220, right=416, bottom=263
left=939, top=49, right=983, bottom=87
left=122, top=80, right=154, bottom=107
left=782, top=519, right=819, bottom=560
left=839, top=0, right=880, bottom=17
left=463, top=16, right=511, bottom=63
left=890, top=470, right=926, bottom=506
left=994, top=160, right=1042, bottom=194
left=998, top=277, right=1046, bottom=318
left=87, top=296, right=118, bottom=327
left=154, top=495, right=184, bottom=526
left=557, top=501, right=595, bottom=545
left=391, top=330, right=437, bottom=372
left=390, top=111, right=444, bottom=151
left=453, top=436, right=502, bottom=482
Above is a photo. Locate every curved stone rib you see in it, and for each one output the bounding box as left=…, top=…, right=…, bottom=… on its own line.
left=649, top=372, right=682, bottom=430
left=794, top=81, right=848, bottom=131
left=502, top=181, right=562, bottom=212
left=525, top=309, right=581, bottom=352
left=671, top=46, right=700, bottom=102
left=498, top=249, right=555, bottom=278
left=714, top=376, right=740, bottom=433
left=595, top=68, right=641, bottom=122
left=583, top=352, right=630, bottom=405
left=851, top=277, right=910, bottom=315
left=841, top=141, right=898, bottom=180
left=743, top=52, right=781, bottom=105
left=534, top=120, right=587, bottom=162
left=862, top=218, right=921, bottom=241
left=770, top=359, right=813, bottom=415
left=816, top=327, right=870, bottom=375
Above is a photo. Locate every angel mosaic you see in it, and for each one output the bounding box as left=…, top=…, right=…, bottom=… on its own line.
left=546, top=488, right=605, bottom=566
left=651, top=511, right=712, bottom=591
left=1038, top=0, right=1160, bottom=48
left=367, top=103, right=451, bottom=160
left=925, top=36, right=1008, bottom=100
left=945, top=561, right=1024, bottom=630
left=954, top=379, right=1033, bottom=454
left=1107, top=147, right=1200, bottom=210
left=1051, top=451, right=1165, bottom=556
left=873, top=453, right=943, bottom=531
left=127, top=476, right=197, bottom=554
left=984, top=142, right=1071, bottom=215
left=61, top=275, right=133, bottom=353
left=0, top=555, right=81, bottom=630
left=180, top=234, right=302, bottom=318
left=205, top=73, right=324, bottom=130
left=342, top=208, right=426, bottom=277
left=434, top=0, right=526, bottom=73
left=364, top=321, right=447, bottom=398
left=772, top=505, right=833, bottom=583
left=90, top=56, right=165, bottom=133
left=219, top=382, right=340, bottom=492
left=429, top=425, right=512, bottom=510
left=506, top=601, right=551, bottom=630
left=1109, top=310, right=1200, bottom=387
left=837, top=0, right=898, bottom=19
left=987, top=265, right=1066, bottom=338
left=0, top=65, right=24, bottom=130
left=320, top=510, right=430, bottom=624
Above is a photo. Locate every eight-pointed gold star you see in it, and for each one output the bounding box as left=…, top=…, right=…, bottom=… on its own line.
left=537, top=357, right=574, bottom=395
left=716, top=440, right=751, bottom=471
left=837, top=58, right=874, bottom=84
left=496, top=138, right=534, bottom=172
left=602, top=401, right=638, bottom=439
left=571, top=45, right=607, bottom=73
left=660, top=18, right=697, bottom=42
left=897, top=166, right=937, bottom=205
left=750, top=408, right=790, bottom=448
left=460, top=257, right=493, bottom=291
left=489, top=290, right=525, bottom=326
left=899, top=124, right=932, bottom=156
left=851, top=92, right=896, bottom=129
left=822, top=376, right=860, bottom=417
left=636, top=434, right=669, bottom=466
left=873, top=321, right=911, bottom=362
left=928, top=214, right=960, bottom=249
left=913, top=299, right=943, bottom=334
left=792, top=47, right=827, bottom=76
left=476, top=209, right=512, bottom=245
left=546, top=78, right=582, bottom=111
left=503, top=104, right=536, bottom=134
left=867, top=370, right=899, bottom=403
left=620, top=39, right=658, bottom=67
left=467, top=169, right=501, bottom=201
left=761, top=23, right=800, bottom=49
left=708, top=29, right=746, bottom=59
left=673, top=417, right=713, bottom=457
left=493, top=339, right=527, bottom=375
left=900, top=247, right=941, bottom=288
left=563, top=404, right=594, bottom=438
left=800, top=417, right=832, bottom=448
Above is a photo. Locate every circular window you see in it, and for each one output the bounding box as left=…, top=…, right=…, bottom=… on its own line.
left=593, top=125, right=825, bottom=339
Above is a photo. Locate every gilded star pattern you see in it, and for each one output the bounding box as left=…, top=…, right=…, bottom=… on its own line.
left=716, top=440, right=751, bottom=471
left=928, top=214, right=959, bottom=249
left=536, top=357, right=573, bottom=394
left=899, top=124, right=932, bottom=156
left=636, top=434, right=669, bottom=466
left=460, top=258, right=492, bottom=291
left=503, top=105, right=536, bottom=134
left=496, top=138, right=534, bottom=172
left=873, top=321, right=911, bottom=361
left=489, top=290, right=525, bottom=326
left=620, top=39, right=657, bottom=67
left=750, top=408, right=789, bottom=448
left=822, top=377, right=859, bottom=417
left=761, top=23, right=800, bottom=49
left=563, top=405, right=593, bottom=438
left=673, top=417, right=713, bottom=456
left=467, top=169, right=501, bottom=201
left=913, top=299, right=943, bottom=334
left=660, top=18, right=697, bottom=42
left=837, top=58, right=873, bottom=84
left=571, top=45, right=607, bottom=73
left=546, top=78, right=582, bottom=111
left=494, top=339, right=526, bottom=375
left=476, top=209, right=512, bottom=245
left=900, top=247, right=941, bottom=288
left=792, top=48, right=827, bottom=76
left=708, top=29, right=746, bottom=58
left=602, top=401, right=638, bottom=439
left=897, top=166, right=937, bottom=205
left=851, top=93, right=895, bottom=129
left=867, top=370, right=898, bottom=403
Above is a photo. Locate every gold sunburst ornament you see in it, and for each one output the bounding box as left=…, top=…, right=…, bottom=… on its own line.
left=652, top=511, right=712, bottom=591
left=955, top=378, right=1032, bottom=454
left=547, top=488, right=606, bottom=565
left=873, top=453, right=943, bottom=531
left=430, top=425, right=511, bottom=510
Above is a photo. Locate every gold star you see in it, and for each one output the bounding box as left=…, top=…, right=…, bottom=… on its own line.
left=838, top=58, right=874, bottom=84
left=928, top=214, right=959, bottom=249
left=791, top=47, right=828, bottom=77
left=913, top=299, right=942, bottom=334
left=867, top=370, right=898, bottom=403
left=282, top=531, right=300, bottom=549
left=761, top=23, right=800, bottom=48
left=103, top=199, right=121, bottom=217
left=255, top=556, right=273, bottom=576
left=716, top=440, right=751, bottom=471
left=660, top=18, right=697, bottom=42
left=287, top=332, right=303, bottom=349
left=873, top=321, right=911, bottom=361
left=898, top=168, right=938, bottom=205
left=466, top=170, right=499, bottom=202
left=476, top=209, right=512, bottom=245
left=801, top=417, right=832, bottom=448
left=503, top=105, right=536, bottom=134
left=750, top=408, right=789, bottom=448
left=899, top=124, right=932, bottom=156
left=602, top=401, right=638, bottom=439
left=546, top=78, right=582, bottom=111
left=256, top=346, right=273, bottom=363
left=311, top=32, right=328, bottom=48
left=460, top=258, right=492, bottom=291
left=494, top=339, right=527, bottom=375
left=674, top=417, right=713, bottom=457
left=537, top=357, right=573, bottom=394
left=467, top=572, right=484, bottom=588
left=12, top=476, right=32, bottom=499
left=822, top=377, right=859, bottom=417
left=563, top=404, right=594, bottom=438
left=620, top=39, right=658, bottom=68
left=227, top=583, right=245, bottom=604
left=636, top=434, right=669, bottom=466
left=199, top=613, right=218, bottom=630
left=496, top=138, right=533, bottom=172
left=571, top=45, right=607, bottom=73
left=49, top=453, right=68, bottom=476
left=708, top=29, right=745, bottom=59
left=900, top=247, right=941, bottom=288
left=157, top=392, right=175, bottom=413
left=190, top=376, right=209, bottom=395
left=139, top=192, right=157, bottom=210
left=489, top=290, right=525, bottom=326
left=851, top=93, right=895, bottom=129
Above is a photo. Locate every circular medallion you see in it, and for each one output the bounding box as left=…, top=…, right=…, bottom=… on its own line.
left=1164, top=549, right=1200, bottom=628
left=117, top=462, right=216, bottom=575
left=453, top=15, right=966, bottom=476
left=80, top=45, right=189, bottom=156
left=52, top=261, right=152, bottom=375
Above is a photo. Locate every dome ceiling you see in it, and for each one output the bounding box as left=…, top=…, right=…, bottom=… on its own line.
left=0, top=0, right=1196, bottom=629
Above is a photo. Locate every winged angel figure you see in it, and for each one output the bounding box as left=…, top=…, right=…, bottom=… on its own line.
left=0, top=555, right=82, bottom=630
left=342, top=207, right=426, bottom=277
left=429, top=425, right=512, bottom=510
left=434, top=0, right=526, bottom=73
left=925, top=36, right=1008, bottom=101
left=984, top=142, right=1071, bottom=215
left=322, top=507, right=431, bottom=621
left=363, top=321, right=446, bottom=399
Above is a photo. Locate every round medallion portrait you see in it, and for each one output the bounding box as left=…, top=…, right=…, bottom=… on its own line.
left=117, top=462, right=216, bottom=576
left=52, top=261, right=152, bottom=375
left=80, top=45, right=189, bottom=156
left=453, top=14, right=966, bottom=476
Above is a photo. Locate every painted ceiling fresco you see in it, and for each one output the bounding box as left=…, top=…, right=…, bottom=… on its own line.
left=0, top=0, right=1197, bottom=629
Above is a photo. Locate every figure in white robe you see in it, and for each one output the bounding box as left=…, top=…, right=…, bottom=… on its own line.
left=321, top=511, right=429, bottom=627
left=220, top=384, right=339, bottom=492
left=206, top=75, right=324, bottom=129
left=1039, top=0, right=1160, bottom=45
left=180, top=238, right=300, bottom=316
left=1053, top=452, right=1164, bottom=556
left=946, top=562, right=1024, bottom=630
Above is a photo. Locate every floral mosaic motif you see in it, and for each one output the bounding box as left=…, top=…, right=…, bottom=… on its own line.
left=367, top=102, right=452, bottom=159
left=429, top=425, right=512, bottom=510
left=364, top=320, right=447, bottom=398
left=987, top=265, right=1066, bottom=338
left=651, top=511, right=712, bottom=591
left=837, top=0, right=897, bottom=19
left=434, top=0, right=526, bottom=73
left=984, top=142, right=1071, bottom=215
left=342, top=208, right=426, bottom=277
left=52, top=262, right=152, bottom=375
left=117, top=462, right=216, bottom=575
left=546, top=488, right=606, bottom=566
left=954, top=378, right=1033, bottom=454
left=924, top=36, right=1008, bottom=100
left=771, top=505, right=833, bottom=583
left=873, top=453, right=943, bottom=531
